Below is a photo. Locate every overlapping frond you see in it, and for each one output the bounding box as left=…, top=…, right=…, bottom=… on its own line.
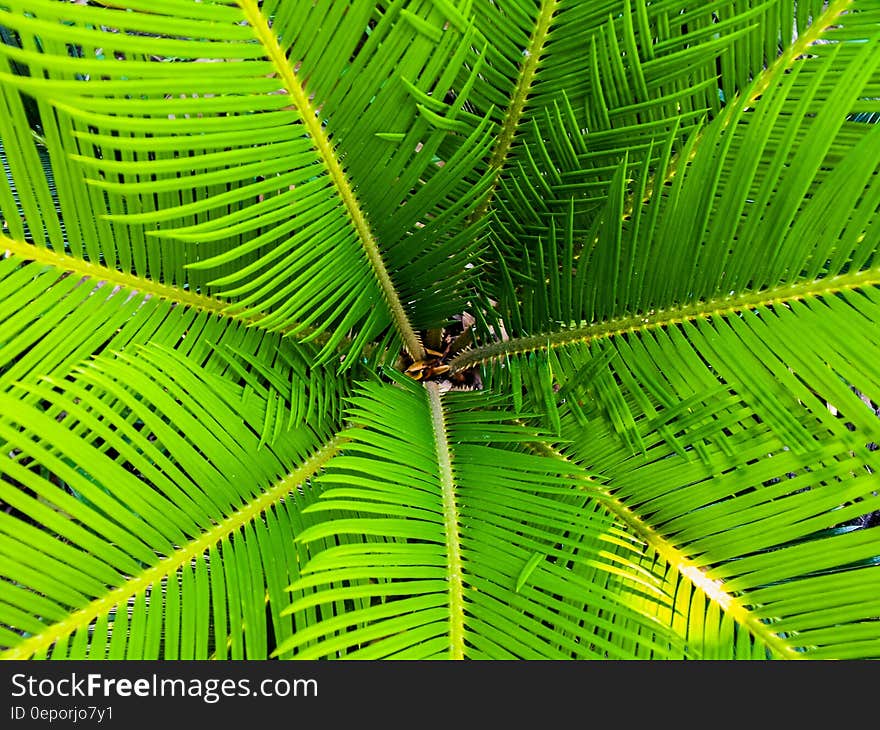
left=461, top=8, right=880, bottom=446
left=443, top=0, right=840, bottom=256
left=556, top=294, right=880, bottom=657
left=0, top=235, right=352, bottom=658
left=279, top=378, right=690, bottom=659
left=0, top=0, right=497, bottom=361
left=0, top=232, right=344, bottom=436
left=455, top=4, right=880, bottom=658
left=0, top=343, right=344, bottom=659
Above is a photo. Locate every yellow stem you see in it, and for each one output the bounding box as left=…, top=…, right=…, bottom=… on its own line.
left=1, top=233, right=230, bottom=318
left=450, top=267, right=880, bottom=373
left=470, top=0, right=559, bottom=224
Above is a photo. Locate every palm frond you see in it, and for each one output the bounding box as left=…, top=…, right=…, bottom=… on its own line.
left=280, top=377, right=690, bottom=659
left=0, top=342, right=343, bottom=659
left=460, top=12, right=880, bottom=450
left=556, top=300, right=880, bottom=658
left=0, top=0, right=497, bottom=361
left=444, top=0, right=842, bottom=255
left=0, top=233, right=345, bottom=432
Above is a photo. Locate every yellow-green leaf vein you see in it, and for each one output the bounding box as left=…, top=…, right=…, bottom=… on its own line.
left=425, top=381, right=465, bottom=659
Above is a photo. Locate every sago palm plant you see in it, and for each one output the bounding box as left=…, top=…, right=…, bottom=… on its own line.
left=0, top=0, right=878, bottom=661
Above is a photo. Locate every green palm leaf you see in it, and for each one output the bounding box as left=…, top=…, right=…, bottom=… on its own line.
left=280, top=376, right=689, bottom=659
left=1, top=0, right=878, bottom=661
left=0, top=342, right=343, bottom=659
left=0, top=0, right=494, bottom=361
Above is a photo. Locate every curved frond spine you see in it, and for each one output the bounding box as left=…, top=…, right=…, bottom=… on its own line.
left=425, top=381, right=464, bottom=659
left=522, top=437, right=797, bottom=658
left=0, top=344, right=348, bottom=659
left=470, top=0, right=559, bottom=223
left=623, top=0, right=856, bottom=220
left=2, top=435, right=342, bottom=660
left=451, top=269, right=880, bottom=373
left=236, top=0, right=424, bottom=360
left=1, top=232, right=236, bottom=323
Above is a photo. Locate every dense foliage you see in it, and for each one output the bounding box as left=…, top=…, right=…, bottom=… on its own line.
left=0, top=0, right=878, bottom=659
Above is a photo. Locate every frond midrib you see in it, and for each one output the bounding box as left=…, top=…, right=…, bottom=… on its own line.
left=425, top=382, right=465, bottom=659
left=623, top=0, right=854, bottom=218
left=470, top=0, right=559, bottom=224
left=1, top=233, right=343, bottom=348
left=596, top=491, right=798, bottom=659
left=450, top=268, right=880, bottom=372
left=0, top=433, right=346, bottom=660
left=236, top=0, right=424, bottom=360
left=525, top=438, right=797, bottom=659
left=2, top=233, right=251, bottom=323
